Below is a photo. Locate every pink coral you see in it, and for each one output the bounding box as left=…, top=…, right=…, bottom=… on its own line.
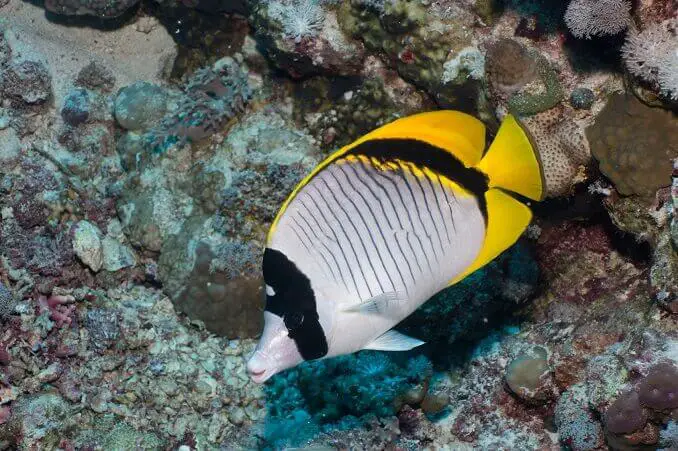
left=37, top=294, right=76, bottom=328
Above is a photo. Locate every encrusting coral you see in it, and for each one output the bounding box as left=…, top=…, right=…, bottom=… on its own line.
left=586, top=92, right=678, bottom=198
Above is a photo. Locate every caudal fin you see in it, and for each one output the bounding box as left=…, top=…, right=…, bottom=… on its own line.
left=474, top=115, right=545, bottom=201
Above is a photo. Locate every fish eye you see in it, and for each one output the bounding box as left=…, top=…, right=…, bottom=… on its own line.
left=265, top=284, right=276, bottom=297
left=283, top=311, right=304, bottom=331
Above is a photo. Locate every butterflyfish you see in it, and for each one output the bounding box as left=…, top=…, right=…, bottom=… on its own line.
left=247, top=110, right=544, bottom=383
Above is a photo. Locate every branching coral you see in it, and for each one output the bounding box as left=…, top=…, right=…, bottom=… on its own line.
left=564, top=0, right=631, bottom=39
left=622, top=19, right=678, bottom=100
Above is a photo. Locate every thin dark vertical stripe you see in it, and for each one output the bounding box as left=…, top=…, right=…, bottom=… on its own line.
left=319, top=175, right=375, bottom=298
left=436, top=173, right=457, bottom=234
left=335, top=164, right=395, bottom=292
left=307, top=184, right=363, bottom=299
left=341, top=162, right=411, bottom=290
left=355, top=159, right=417, bottom=287
left=375, top=168, right=430, bottom=274
left=405, top=162, right=444, bottom=262
left=291, top=213, right=339, bottom=282
left=422, top=169, right=452, bottom=245
left=367, top=162, right=424, bottom=275
left=298, top=198, right=348, bottom=291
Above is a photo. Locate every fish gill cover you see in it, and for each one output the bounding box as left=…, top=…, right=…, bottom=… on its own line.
left=0, top=0, right=676, bottom=449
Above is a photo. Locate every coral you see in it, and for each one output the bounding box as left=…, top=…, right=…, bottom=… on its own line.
left=604, top=390, right=647, bottom=435
left=0, top=60, right=52, bottom=106
left=521, top=108, right=590, bottom=197
left=74, top=62, right=115, bottom=93
left=61, top=88, right=90, bottom=127
left=621, top=19, right=678, bottom=100
left=554, top=384, right=605, bottom=451
left=485, top=39, right=563, bottom=117
left=505, top=346, right=555, bottom=404
left=485, top=39, right=537, bottom=95
left=268, top=0, right=325, bottom=42
left=441, top=46, right=485, bottom=84
left=0, top=282, right=15, bottom=320
left=637, top=362, right=678, bottom=410
left=114, top=82, right=168, bottom=131
left=158, top=218, right=264, bottom=338
left=84, top=308, right=120, bottom=351
left=586, top=93, right=678, bottom=198
left=37, top=294, right=76, bottom=329
left=337, top=0, right=480, bottom=108
left=569, top=87, right=595, bottom=110
left=249, top=0, right=366, bottom=78
left=43, top=0, right=139, bottom=17
left=263, top=351, right=433, bottom=447
left=660, top=420, right=678, bottom=450
left=564, top=0, right=631, bottom=39
left=143, top=56, right=251, bottom=152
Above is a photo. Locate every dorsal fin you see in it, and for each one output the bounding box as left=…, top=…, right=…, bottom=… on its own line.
left=268, top=111, right=487, bottom=243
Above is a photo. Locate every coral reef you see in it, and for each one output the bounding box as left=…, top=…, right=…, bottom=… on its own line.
left=0, top=0, right=677, bottom=448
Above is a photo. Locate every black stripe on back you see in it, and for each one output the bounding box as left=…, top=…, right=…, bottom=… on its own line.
left=346, top=139, right=489, bottom=219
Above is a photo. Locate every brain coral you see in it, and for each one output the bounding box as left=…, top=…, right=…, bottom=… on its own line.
left=586, top=93, right=678, bottom=198
left=521, top=107, right=591, bottom=197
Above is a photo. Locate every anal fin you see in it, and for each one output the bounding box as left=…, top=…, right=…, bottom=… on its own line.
left=449, top=188, right=532, bottom=286
left=363, top=330, right=425, bottom=351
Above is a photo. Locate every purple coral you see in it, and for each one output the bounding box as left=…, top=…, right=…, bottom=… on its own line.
left=638, top=362, right=678, bottom=411
left=604, top=390, right=647, bottom=435
left=564, top=0, right=631, bottom=39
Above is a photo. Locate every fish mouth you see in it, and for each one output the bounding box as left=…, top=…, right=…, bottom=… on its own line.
left=248, top=368, right=272, bottom=384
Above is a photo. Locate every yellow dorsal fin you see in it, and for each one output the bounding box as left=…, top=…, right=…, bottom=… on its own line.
left=449, top=188, right=532, bottom=285
left=475, top=115, right=544, bottom=201
left=267, top=110, right=487, bottom=243
left=358, top=110, right=487, bottom=167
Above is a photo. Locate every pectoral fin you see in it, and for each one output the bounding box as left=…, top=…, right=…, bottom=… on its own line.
left=363, top=330, right=425, bottom=351
left=341, top=291, right=408, bottom=316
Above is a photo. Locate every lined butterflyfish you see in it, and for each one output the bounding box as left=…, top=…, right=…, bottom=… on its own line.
left=247, top=111, right=545, bottom=383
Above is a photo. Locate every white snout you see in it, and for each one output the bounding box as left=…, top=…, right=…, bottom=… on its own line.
left=247, top=350, right=275, bottom=384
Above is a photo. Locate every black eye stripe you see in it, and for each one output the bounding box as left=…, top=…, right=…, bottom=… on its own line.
left=262, top=248, right=328, bottom=360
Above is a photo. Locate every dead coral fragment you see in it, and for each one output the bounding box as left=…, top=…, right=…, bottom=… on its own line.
left=564, top=0, right=631, bottom=39
left=587, top=93, right=678, bottom=197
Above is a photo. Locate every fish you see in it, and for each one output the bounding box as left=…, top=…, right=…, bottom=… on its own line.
left=246, top=110, right=545, bottom=383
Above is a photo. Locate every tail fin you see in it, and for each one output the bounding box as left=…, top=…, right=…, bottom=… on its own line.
left=474, top=115, right=545, bottom=201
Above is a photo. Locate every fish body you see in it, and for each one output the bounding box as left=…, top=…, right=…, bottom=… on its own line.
left=247, top=111, right=544, bottom=383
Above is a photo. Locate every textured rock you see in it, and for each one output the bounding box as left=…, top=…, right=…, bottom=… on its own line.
left=73, top=220, right=104, bottom=272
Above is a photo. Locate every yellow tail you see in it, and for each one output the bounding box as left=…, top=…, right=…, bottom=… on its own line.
left=474, top=115, right=545, bottom=201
